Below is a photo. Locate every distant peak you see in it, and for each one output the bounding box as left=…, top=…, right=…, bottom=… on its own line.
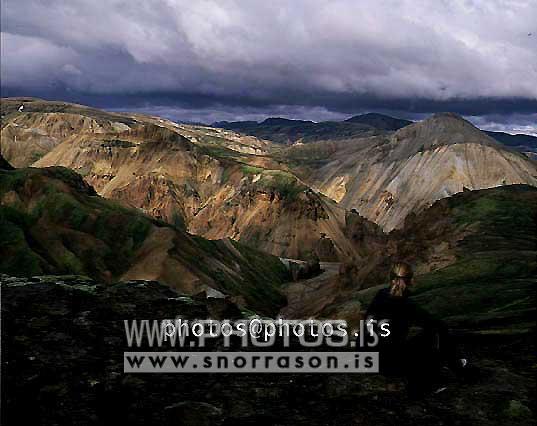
left=392, top=111, right=498, bottom=150
left=344, top=113, right=412, bottom=130
left=350, top=112, right=392, bottom=119
left=260, top=117, right=314, bottom=126
left=430, top=112, right=466, bottom=121
left=402, top=112, right=479, bottom=134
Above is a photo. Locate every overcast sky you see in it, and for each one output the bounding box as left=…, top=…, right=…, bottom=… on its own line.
left=1, top=0, right=536, bottom=134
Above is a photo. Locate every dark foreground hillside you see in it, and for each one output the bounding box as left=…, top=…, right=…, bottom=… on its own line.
left=1, top=275, right=534, bottom=426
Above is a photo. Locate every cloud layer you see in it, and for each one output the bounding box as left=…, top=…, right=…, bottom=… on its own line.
left=1, top=0, right=536, bottom=130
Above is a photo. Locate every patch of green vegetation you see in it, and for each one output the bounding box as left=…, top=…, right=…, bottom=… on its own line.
left=221, top=166, right=233, bottom=184
left=257, top=170, right=306, bottom=202
left=450, top=187, right=537, bottom=258
left=193, top=235, right=220, bottom=256
left=202, top=145, right=240, bottom=160
left=0, top=167, right=155, bottom=279
left=91, top=211, right=152, bottom=275
left=241, top=165, right=263, bottom=175
left=30, top=151, right=44, bottom=163
left=45, top=166, right=87, bottom=187
left=0, top=168, right=34, bottom=190
left=226, top=240, right=289, bottom=314
left=57, top=250, right=85, bottom=275
left=410, top=252, right=536, bottom=327
left=0, top=207, right=43, bottom=276
left=453, top=188, right=535, bottom=235
left=32, top=190, right=90, bottom=229
left=128, top=216, right=152, bottom=249
left=178, top=235, right=289, bottom=316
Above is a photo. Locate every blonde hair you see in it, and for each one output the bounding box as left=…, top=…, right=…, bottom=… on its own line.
left=389, top=262, right=413, bottom=297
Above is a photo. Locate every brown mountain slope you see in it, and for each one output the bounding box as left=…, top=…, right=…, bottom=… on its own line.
left=188, top=166, right=386, bottom=260
left=10, top=98, right=380, bottom=261
left=291, top=113, right=537, bottom=231
left=35, top=121, right=382, bottom=260
left=1, top=98, right=137, bottom=167
left=0, top=165, right=290, bottom=315
left=34, top=123, right=224, bottom=228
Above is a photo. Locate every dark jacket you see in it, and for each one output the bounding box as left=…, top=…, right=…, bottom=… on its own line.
left=366, top=287, right=444, bottom=349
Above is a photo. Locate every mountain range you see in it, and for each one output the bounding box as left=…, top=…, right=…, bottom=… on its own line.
left=215, top=112, right=537, bottom=155
left=2, top=97, right=536, bottom=261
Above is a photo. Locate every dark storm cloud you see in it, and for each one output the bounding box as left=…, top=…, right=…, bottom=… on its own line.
left=1, top=0, right=536, bottom=132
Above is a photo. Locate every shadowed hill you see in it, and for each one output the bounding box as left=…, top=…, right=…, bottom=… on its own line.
left=214, top=117, right=382, bottom=144
left=394, top=184, right=537, bottom=329
left=323, top=185, right=537, bottom=333
left=344, top=112, right=412, bottom=130
left=484, top=130, right=537, bottom=157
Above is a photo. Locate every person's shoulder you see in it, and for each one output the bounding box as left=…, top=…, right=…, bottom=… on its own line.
left=374, top=287, right=391, bottom=299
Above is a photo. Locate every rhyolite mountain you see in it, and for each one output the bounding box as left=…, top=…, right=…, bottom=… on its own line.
left=286, top=113, right=537, bottom=230
left=34, top=122, right=382, bottom=260
left=0, top=164, right=289, bottom=315
left=0, top=98, right=137, bottom=167
left=3, top=98, right=381, bottom=261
